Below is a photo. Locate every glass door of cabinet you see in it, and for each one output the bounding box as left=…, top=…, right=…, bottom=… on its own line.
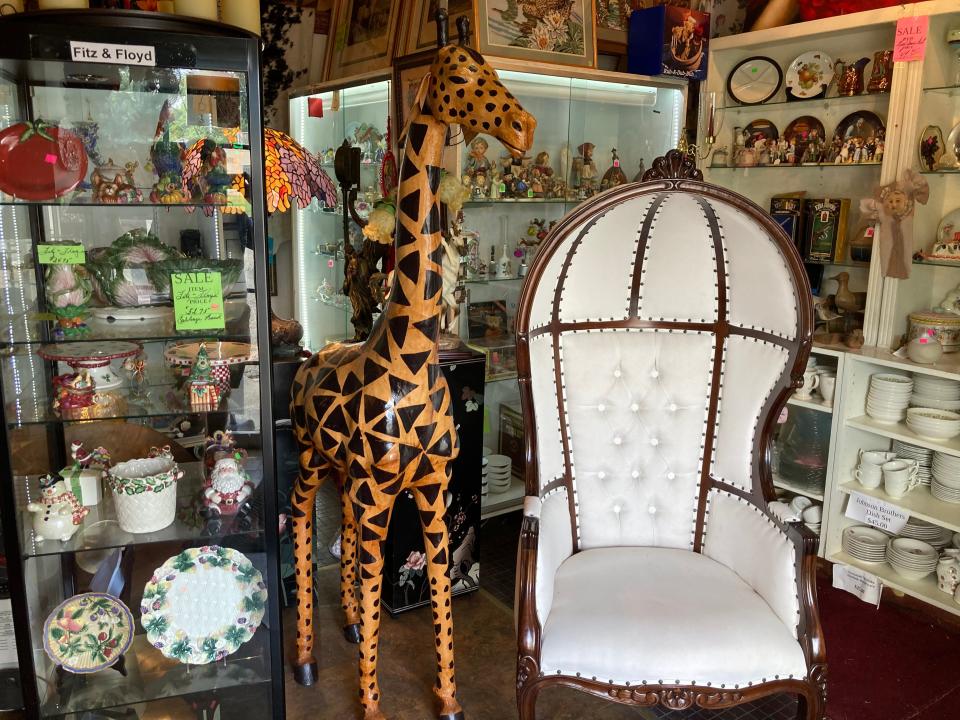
left=0, top=11, right=282, bottom=719
left=289, top=78, right=391, bottom=352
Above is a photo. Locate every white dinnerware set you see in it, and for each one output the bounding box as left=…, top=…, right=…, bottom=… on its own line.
left=932, top=452, right=960, bottom=504
left=843, top=520, right=954, bottom=585
left=886, top=537, right=940, bottom=581
left=767, top=494, right=822, bottom=534
left=911, top=375, right=960, bottom=412
left=485, top=453, right=513, bottom=495
left=937, top=546, right=960, bottom=601
left=796, top=357, right=837, bottom=407
left=865, top=373, right=913, bottom=424
left=853, top=447, right=924, bottom=499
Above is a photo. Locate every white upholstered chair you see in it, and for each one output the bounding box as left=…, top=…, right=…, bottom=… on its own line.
left=514, top=152, right=825, bottom=719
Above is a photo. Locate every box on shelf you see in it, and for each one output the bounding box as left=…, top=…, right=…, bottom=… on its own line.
left=770, top=196, right=803, bottom=250
left=628, top=5, right=710, bottom=80
left=499, top=401, right=524, bottom=477
left=801, top=198, right=850, bottom=264
left=466, top=337, right=517, bottom=382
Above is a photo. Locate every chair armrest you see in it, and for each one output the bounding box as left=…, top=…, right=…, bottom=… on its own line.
left=784, top=520, right=826, bottom=672
left=516, top=508, right=541, bottom=659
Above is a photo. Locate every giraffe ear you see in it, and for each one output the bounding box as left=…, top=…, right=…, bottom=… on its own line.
left=399, top=72, right=433, bottom=147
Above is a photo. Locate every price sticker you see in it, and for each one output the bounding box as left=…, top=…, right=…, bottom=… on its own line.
left=37, top=244, right=84, bottom=265
left=171, top=271, right=225, bottom=331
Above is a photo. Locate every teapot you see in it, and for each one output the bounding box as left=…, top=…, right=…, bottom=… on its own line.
left=834, top=57, right=870, bottom=96
left=867, top=50, right=894, bottom=93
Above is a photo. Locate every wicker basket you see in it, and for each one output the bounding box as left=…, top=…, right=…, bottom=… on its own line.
left=107, top=448, right=182, bottom=534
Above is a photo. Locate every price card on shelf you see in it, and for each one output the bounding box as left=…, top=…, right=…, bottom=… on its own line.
left=171, top=271, right=225, bottom=331
left=833, top=564, right=882, bottom=607
left=893, top=16, right=928, bottom=63
left=845, top=491, right=909, bottom=534
left=37, top=244, right=84, bottom=265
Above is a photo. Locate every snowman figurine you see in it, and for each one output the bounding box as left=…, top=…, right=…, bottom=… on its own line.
left=26, top=474, right=88, bottom=542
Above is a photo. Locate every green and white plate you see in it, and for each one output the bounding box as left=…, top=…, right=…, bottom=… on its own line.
left=140, top=545, right=266, bottom=665
left=43, top=593, right=134, bottom=673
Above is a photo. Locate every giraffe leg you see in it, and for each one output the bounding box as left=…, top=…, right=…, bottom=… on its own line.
left=290, top=446, right=329, bottom=686
left=355, top=499, right=394, bottom=720
left=339, top=487, right=361, bottom=644
left=412, top=475, right=464, bottom=720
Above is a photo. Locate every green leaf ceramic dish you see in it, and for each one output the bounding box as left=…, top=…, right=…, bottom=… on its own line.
left=141, top=545, right=267, bottom=665
left=145, top=257, right=244, bottom=294
left=43, top=593, right=134, bottom=673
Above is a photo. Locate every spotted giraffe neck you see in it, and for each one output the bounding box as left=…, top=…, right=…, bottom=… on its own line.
left=375, top=109, right=448, bottom=349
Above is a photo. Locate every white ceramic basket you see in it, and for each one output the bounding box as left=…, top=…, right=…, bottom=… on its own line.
left=107, top=449, right=182, bottom=534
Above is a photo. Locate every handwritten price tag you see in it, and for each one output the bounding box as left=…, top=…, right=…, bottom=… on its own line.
left=845, top=491, right=908, bottom=534
left=171, top=271, right=225, bottom=331
left=894, top=16, right=928, bottom=63
left=833, top=564, right=882, bottom=606
left=37, top=244, right=84, bottom=265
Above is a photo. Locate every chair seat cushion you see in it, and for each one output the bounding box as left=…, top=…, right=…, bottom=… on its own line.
left=539, top=546, right=808, bottom=688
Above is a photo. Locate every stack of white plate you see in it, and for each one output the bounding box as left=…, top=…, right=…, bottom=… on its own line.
left=894, top=441, right=934, bottom=485
left=486, top=454, right=513, bottom=494
left=954, top=532, right=960, bottom=550
left=886, top=537, right=939, bottom=580
left=842, top=525, right=889, bottom=563
left=906, top=408, right=960, bottom=441
left=911, top=375, right=960, bottom=411
left=481, top=457, right=489, bottom=498
left=900, top=517, right=953, bottom=549
left=866, top=374, right=913, bottom=424
left=932, top=477, right=960, bottom=503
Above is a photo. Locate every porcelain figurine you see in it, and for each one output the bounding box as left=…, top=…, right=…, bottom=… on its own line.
left=91, top=159, right=142, bottom=204
left=44, top=261, right=93, bottom=338
left=52, top=370, right=96, bottom=420
left=121, top=352, right=149, bottom=402
left=465, top=136, right=492, bottom=197
left=600, top=149, right=628, bottom=190
left=496, top=243, right=513, bottom=279
left=938, top=550, right=960, bottom=594
left=62, top=442, right=111, bottom=507
left=150, top=100, right=187, bottom=204
left=574, top=142, right=597, bottom=196
left=632, top=158, right=646, bottom=182
left=187, top=343, right=222, bottom=411
left=202, top=432, right=253, bottom=514
left=27, top=474, right=88, bottom=542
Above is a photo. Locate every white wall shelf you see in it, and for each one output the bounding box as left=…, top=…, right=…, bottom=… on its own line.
left=846, top=416, right=960, bottom=458
left=481, top=477, right=525, bottom=520
left=773, top=474, right=825, bottom=502
left=838, top=481, right=960, bottom=534
left=787, top=397, right=833, bottom=414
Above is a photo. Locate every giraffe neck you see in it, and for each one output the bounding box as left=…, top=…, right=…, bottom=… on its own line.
left=377, top=111, right=448, bottom=347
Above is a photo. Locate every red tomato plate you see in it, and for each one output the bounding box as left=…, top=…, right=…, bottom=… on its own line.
left=0, top=121, right=88, bottom=201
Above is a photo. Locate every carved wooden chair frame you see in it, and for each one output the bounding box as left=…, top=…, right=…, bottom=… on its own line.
left=513, top=151, right=826, bottom=718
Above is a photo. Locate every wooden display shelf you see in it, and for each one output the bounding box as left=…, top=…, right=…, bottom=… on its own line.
left=830, top=551, right=960, bottom=617
left=846, top=416, right=960, bottom=458
left=481, top=475, right=524, bottom=519
left=787, top=396, right=832, bottom=414
left=848, top=347, right=960, bottom=379
left=838, top=481, right=960, bottom=533
left=773, top=474, right=825, bottom=502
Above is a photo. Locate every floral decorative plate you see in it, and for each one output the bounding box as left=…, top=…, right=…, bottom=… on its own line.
left=141, top=546, right=266, bottom=665
left=785, top=51, right=833, bottom=101
left=43, top=593, right=134, bottom=673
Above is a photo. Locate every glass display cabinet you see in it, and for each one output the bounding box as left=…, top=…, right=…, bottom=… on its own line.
left=291, top=65, right=687, bottom=518
left=289, top=76, right=391, bottom=351
left=0, top=11, right=282, bottom=719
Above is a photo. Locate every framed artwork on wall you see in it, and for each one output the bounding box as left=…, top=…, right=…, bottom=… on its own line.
left=474, top=0, right=596, bottom=68
left=323, top=0, right=401, bottom=81
left=393, top=50, right=435, bottom=134
left=399, top=0, right=475, bottom=55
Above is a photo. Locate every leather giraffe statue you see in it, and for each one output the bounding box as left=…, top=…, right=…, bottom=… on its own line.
left=288, top=15, right=536, bottom=720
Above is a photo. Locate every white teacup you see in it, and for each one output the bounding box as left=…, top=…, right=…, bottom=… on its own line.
left=860, top=450, right=897, bottom=466
left=819, top=375, right=837, bottom=405
left=801, top=504, right=822, bottom=523
left=854, top=463, right=883, bottom=489
left=790, top=496, right=813, bottom=514
left=796, top=370, right=820, bottom=400
left=883, top=459, right=920, bottom=498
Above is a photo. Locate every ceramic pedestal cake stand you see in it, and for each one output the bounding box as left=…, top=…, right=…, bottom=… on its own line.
left=39, top=341, right=142, bottom=390
left=164, top=341, right=253, bottom=394
left=140, top=545, right=266, bottom=665
left=43, top=592, right=134, bottom=674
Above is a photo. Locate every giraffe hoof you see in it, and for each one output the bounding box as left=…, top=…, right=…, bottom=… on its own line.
left=292, top=659, right=318, bottom=686
left=343, top=623, right=361, bottom=644
left=438, top=713, right=464, bottom=720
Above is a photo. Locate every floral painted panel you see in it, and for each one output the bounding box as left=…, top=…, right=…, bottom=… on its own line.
left=477, top=0, right=596, bottom=68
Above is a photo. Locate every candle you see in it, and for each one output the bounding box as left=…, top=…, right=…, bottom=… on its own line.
left=0, top=1, right=24, bottom=13
left=221, top=0, right=261, bottom=35
left=174, top=0, right=217, bottom=21
left=706, top=91, right=716, bottom=139
left=37, top=0, right=89, bottom=8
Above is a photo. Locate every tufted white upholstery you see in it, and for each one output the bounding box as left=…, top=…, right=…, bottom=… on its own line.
left=539, top=547, right=809, bottom=687
left=517, top=179, right=817, bottom=709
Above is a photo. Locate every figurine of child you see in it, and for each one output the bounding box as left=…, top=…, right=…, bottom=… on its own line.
left=466, top=137, right=492, bottom=179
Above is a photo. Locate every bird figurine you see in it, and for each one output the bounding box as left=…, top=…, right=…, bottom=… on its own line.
left=830, top=272, right=861, bottom=314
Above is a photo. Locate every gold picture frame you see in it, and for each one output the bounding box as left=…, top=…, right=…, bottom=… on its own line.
left=399, top=0, right=475, bottom=56
left=474, top=0, right=596, bottom=69
left=323, top=0, right=402, bottom=81
left=393, top=50, right=436, bottom=135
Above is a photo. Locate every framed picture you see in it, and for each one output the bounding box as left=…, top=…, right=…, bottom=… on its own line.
left=323, top=0, right=402, bottom=81
left=474, top=0, right=596, bottom=69
left=596, top=0, right=643, bottom=43
left=393, top=50, right=435, bottom=134
left=399, top=0, right=475, bottom=56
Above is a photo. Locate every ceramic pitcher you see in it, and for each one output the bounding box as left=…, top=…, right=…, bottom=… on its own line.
left=867, top=50, right=894, bottom=94
left=938, top=550, right=960, bottom=594
left=834, top=57, right=870, bottom=96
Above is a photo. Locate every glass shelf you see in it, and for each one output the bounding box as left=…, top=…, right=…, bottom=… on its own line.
left=19, top=462, right=264, bottom=559
left=464, top=197, right=576, bottom=205
left=913, top=257, right=960, bottom=268
left=37, top=630, right=270, bottom=717
left=0, top=194, right=239, bottom=209
left=0, top=309, right=252, bottom=347
left=487, top=372, right=519, bottom=384
left=4, top=381, right=246, bottom=428
left=806, top=259, right=870, bottom=269
left=923, top=85, right=960, bottom=95
left=720, top=92, right=890, bottom=113
left=464, top=275, right=526, bottom=284
left=919, top=167, right=960, bottom=175
left=709, top=162, right=882, bottom=171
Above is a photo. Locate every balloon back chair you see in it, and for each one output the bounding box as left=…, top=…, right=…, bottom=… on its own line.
left=514, top=151, right=825, bottom=719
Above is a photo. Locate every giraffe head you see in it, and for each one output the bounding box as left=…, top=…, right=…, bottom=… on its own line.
left=415, top=44, right=536, bottom=158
